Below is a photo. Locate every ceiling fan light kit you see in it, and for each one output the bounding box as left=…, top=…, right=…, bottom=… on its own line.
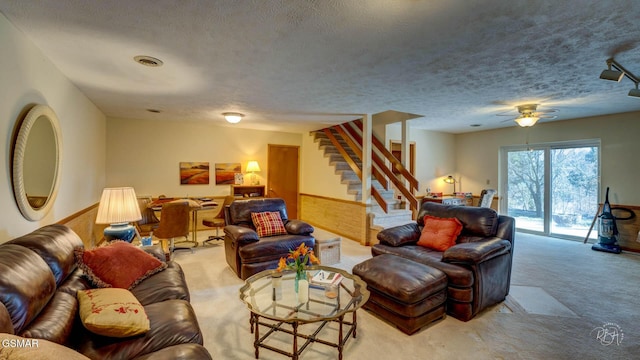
left=600, top=58, right=640, bottom=98
left=514, top=114, right=540, bottom=127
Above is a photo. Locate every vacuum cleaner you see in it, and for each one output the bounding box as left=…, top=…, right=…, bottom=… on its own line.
left=592, top=187, right=635, bottom=254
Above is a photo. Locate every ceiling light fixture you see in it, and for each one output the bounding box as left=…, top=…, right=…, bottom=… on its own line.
left=514, top=114, right=540, bottom=127
left=134, top=55, right=163, bottom=67
left=223, top=112, right=244, bottom=124
left=600, top=58, right=640, bottom=98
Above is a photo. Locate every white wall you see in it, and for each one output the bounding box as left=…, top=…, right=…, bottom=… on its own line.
left=0, top=13, right=106, bottom=242
left=456, top=112, right=640, bottom=205
left=106, top=117, right=302, bottom=197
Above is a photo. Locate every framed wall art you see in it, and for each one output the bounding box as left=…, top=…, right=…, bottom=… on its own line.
left=180, top=162, right=210, bottom=185
left=215, top=163, right=241, bottom=185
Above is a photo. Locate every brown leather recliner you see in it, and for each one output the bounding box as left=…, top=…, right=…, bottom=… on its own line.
left=372, top=201, right=515, bottom=321
left=223, top=198, right=315, bottom=280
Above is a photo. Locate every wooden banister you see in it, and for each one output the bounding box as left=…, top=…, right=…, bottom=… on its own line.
left=335, top=124, right=389, bottom=190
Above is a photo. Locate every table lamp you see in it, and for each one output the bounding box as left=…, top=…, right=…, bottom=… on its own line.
left=443, top=175, right=457, bottom=194
left=246, top=161, right=261, bottom=185
left=96, top=187, right=142, bottom=242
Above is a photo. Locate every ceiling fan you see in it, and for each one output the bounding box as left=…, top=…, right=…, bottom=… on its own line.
left=497, top=104, right=558, bottom=127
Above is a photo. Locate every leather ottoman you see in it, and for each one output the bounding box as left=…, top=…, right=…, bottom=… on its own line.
left=352, top=254, right=447, bottom=334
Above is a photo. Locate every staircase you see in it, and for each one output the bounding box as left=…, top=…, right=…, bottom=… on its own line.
left=312, top=129, right=414, bottom=233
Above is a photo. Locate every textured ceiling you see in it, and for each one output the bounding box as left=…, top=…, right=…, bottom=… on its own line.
left=1, top=0, right=640, bottom=133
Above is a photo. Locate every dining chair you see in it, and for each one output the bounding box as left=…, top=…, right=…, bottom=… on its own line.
left=153, top=200, right=192, bottom=257
left=479, top=189, right=497, bottom=208
left=135, top=196, right=160, bottom=238
left=202, top=195, right=235, bottom=245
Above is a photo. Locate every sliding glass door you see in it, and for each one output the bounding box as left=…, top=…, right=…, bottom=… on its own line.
left=501, top=140, right=600, bottom=240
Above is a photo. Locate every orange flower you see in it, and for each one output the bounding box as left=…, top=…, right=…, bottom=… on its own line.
left=309, top=251, right=319, bottom=265
left=276, top=257, right=288, bottom=272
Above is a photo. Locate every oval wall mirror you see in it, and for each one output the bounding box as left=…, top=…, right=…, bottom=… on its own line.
left=12, top=104, right=63, bottom=221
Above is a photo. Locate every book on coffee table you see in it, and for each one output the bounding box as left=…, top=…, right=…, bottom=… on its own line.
left=311, top=270, right=343, bottom=286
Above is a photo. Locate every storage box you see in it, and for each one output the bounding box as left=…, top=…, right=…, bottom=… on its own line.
left=315, top=237, right=341, bottom=265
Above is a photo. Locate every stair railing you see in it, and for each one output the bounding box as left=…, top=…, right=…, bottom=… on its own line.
left=349, top=119, right=419, bottom=212
left=322, top=128, right=390, bottom=213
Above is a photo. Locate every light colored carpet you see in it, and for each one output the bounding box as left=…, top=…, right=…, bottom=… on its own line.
left=173, top=230, right=640, bottom=359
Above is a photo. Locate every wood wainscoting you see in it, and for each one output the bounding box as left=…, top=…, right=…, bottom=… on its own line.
left=57, top=203, right=103, bottom=249
left=300, top=194, right=368, bottom=245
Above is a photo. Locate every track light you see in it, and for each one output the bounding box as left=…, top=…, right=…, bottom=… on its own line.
left=600, top=69, right=624, bottom=82
left=600, top=58, right=640, bottom=99
left=629, top=83, right=640, bottom=98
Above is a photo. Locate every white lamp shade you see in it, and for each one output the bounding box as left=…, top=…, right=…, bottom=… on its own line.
left=246, top=161, right=261, bottom=172
left=514, top=115, right=539, bottom=127
left=96, top=187, right=142, bottom=224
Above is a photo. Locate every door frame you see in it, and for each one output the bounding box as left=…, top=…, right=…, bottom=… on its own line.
left=499, top=139, right=601, bottom=240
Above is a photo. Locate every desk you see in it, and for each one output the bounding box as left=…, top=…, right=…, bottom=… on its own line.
left=149, top=198, right=218, bottom=245
left=422, top=196, right=468, bottom=206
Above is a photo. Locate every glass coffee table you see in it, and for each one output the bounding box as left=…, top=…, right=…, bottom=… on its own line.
left=239, top=266, right=369, bottom=360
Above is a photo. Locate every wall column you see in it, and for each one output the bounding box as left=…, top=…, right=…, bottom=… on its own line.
left=361, top=114, right=372, bottom=206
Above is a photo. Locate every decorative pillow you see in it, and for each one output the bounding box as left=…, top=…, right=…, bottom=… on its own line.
left=417, top=215, right=463, bottom=251
left=251, top=211, right=288, bottom=237
left=77, top=288, right=150, bottom=338
left=75, top=240, right=167, bottom=289
left=0, top=334, right=91, bottom=359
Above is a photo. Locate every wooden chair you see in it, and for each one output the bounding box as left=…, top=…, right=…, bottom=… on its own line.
left=154, top=201, right=191, bottom=257
left=202, top=196, right=235, bottom=245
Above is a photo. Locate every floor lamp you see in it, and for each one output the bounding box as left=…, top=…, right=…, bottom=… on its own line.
left=96, top=187, right=142, bottom=242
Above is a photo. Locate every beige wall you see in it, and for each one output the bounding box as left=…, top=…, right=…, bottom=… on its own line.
left=385, top=124, right=457, bottom=195
left=106, top=117, right=302, bottom=198
left=300, top=131, right=354, bottom=200
left=456, top=112, right=640, bottom=206
left=0, top=13, right=106, bottom=243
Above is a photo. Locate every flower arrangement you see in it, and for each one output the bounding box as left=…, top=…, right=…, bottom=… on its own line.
left=276, top=243, right=319, bottom=278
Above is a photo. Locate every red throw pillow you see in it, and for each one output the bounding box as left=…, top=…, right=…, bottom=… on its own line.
left=417, top=215, right=463, bottom=251
left=251, top=211, right=288, bottom=237
left=75, top=241, right=167, bottom=290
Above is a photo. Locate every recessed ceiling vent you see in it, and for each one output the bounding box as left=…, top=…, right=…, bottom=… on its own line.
left=134, top=55, right=163, bottom=67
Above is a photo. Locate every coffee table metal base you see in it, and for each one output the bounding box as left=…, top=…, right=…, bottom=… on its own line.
left=250, top=311, right=358, bottom=360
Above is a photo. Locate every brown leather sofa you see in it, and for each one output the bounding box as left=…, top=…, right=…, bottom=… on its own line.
left=0, top=224, right=211, bottom=359
left=223, top=198, right=315, bottom=280
left=372, top=201, right=515, bottom=321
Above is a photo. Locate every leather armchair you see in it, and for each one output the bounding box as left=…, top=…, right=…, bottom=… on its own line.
left=223, top=198, right=315, bottom=280
left=373, top=201, right=515, bottom=321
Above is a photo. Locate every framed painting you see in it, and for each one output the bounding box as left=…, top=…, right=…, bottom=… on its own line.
left=180, top=162, right=210, bottom=185
left=215, top=163, right=241, bottom=185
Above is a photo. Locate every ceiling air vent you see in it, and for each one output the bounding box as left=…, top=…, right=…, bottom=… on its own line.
left=134, top=55, right=163, bottom=67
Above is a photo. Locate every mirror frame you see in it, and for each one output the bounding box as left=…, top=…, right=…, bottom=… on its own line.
left=12, top=104, right=63, bottom=221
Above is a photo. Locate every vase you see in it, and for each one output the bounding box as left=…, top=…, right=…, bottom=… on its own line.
left=294, top=270, right=307, bottom=293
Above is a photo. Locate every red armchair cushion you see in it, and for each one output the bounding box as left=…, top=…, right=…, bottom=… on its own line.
left=417, top=215, right=463, bottom=251
left=251, top=211, right=288, bottom=237
left=75, top=241, right=167, bottom=290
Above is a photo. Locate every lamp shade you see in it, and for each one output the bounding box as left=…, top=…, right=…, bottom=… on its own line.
left=514, top=115, right=539, bottom=127
left=246, top=161, right=261, bottom=172
left=96, top=187, right=142, bottom=224
left=443, top=175, right=456, bottom=184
